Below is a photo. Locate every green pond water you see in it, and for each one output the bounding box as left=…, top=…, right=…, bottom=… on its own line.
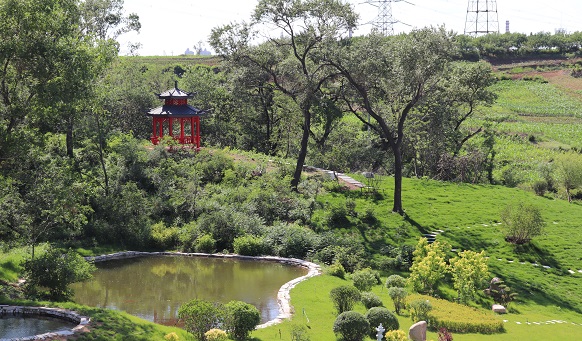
left=0, top=315, right=75, bottom=340
left=72, top=256, right=307, bottom=326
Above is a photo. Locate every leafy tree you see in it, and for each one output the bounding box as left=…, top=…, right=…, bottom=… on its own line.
left=554, top=153, right=582, bottom=203
left=351, top=268, right=378, bottom=292
left=364, top=307, right=399, bottom=338
left=178, top=299, right=223, bottom=341
left=408, top=299, right=432, bottom=323
left=385, top=275, right=406, bottom=289
left=23, top=247, right=95, bottom=301
left=330, top=285, right=361, bottom=314
left=387, top=287, right=407, bottom=314
left=448, top=250, right=489, bottom=304
left=333, top=311, right=370, bottom=341
left=326, top=28, right=458, bottom=214
left=223, top=300, right=261, bottom=341
left=79, top=0, right=140, bottom=39
left=210, top=0, right=357, bottom=190
left=500, top=202, right=544, bottom=244
left=408, top=239, right=449, bottom=294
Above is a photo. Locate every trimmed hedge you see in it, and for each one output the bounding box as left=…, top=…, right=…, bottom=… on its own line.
left=408, top=294, right=504, bottom=334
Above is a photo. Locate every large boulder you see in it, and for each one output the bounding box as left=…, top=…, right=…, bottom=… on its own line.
left=492, top=304, right=507, bottom=314
left=408, top=320, right=427, bottom=341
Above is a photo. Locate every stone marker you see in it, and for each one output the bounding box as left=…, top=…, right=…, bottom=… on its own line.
left=409, top=320, right=427, bottom=341
left=492, top=304, right=507, bottom=314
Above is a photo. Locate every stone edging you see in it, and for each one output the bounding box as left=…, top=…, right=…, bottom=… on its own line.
left=84, top=251, right=322, bottom=329
left=0, top=305, right=89, bottom=341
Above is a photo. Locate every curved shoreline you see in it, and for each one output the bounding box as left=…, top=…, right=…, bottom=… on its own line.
left=84, top=251, right=322, bottom=329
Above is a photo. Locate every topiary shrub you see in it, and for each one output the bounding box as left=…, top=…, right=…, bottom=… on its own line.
left=224, top=300, right=261, bottom=341
left=195, top=234, right=217, bottom=253
left=409, top=299, right=432, bottom=323
left=385, top=329, right=408, bottom=341
left=352, top=268, right=379, bottom=292
left=333, top=311, right=370, bottom=341
left=361, top=292, right=383, bottom=309
left=387, top=287, right=407, bottom=314
left=364, top=307, right=399, bottom=338
left=233, top=235, right=264, bottom=256
left=205, top=328, right=228, bottom=341
left=326, top=261, right=346, bottom=279
left=330, top=285, right=361, bottom=314
left=385, top=274, right=406, bottom=288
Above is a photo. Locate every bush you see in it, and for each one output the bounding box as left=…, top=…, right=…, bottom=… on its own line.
left=438, top=327, right=453, bottom=341
left=500, top=202, right=544, bottom=244
left=387, top=287, right=407, bottom=314
left=164, top=332, right=180, bottom=341
left=195, top=234, right=217, bottom=253
left=330, top=285, right=361, bottom=314
left=224, top=300, right=261, bottom=341
left=532, top=180, right=547, bottom=196
left=23, top=248, right=95, bottom=301
left=333, top=311, right=370, bottom=341
left=265, top=223, right=316, bottom=258
left=178, top=299, right=223, bottom=341
left=151, top=222, right=180, bottom=250
left=233, top=235, right=264, bottom=256
left=205, top=329, right=228, bottom=341
left=364, top=307, right=399, bottom=338
left=326, top=261, right=346, bottom=279
left=352, top=268, right=378, bottom=292
left=361, top=292, right=383, bottom=309
left=385, top=274, right=406, bottom=288
left=385, top=330, right=408, bottom=341
left=409, top=299, right=432, bottom=323
left=290, top=324, right=311, bottom=341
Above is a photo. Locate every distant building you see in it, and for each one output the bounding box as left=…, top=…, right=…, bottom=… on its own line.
left=184, top=47, right=211, bottom=56
left=184, top=48, right=195, bottom=55
left=199, top=48, right=211, bottom=56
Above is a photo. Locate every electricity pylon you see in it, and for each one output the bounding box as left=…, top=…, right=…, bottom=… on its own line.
left=464, top=0, right=499, bottom=35
left=365, top=0, right=413, bottom=36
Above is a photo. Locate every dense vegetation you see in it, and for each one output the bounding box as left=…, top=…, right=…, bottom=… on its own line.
left=2, top=0, right=582, bottom=340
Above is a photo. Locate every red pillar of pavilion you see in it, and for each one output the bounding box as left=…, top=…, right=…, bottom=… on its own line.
left=147, top=81, right=207, bottom=149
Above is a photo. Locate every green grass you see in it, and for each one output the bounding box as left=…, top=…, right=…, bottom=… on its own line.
left=0, top=244, right=50, bottom=282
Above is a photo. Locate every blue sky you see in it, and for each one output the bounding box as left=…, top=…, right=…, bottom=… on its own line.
left=117, top=0, right=582, bottom=56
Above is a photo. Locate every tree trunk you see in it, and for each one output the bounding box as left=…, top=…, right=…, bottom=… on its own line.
left=291, top=110, right=311, bottom=190
left=392, top=145, right=404, bottom=215
left=66, top=117, right=74, bottom=158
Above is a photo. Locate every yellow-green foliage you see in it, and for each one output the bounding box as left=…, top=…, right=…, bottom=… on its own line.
left=409, top=294, right=504, bottom=334
left=164, top=332, right=180, bottom=341
left=408, top=239, right=449, bottom=294
left=385, top=329, right=408, bottom=341
left=449, top=250, right=489, bottom=304
left=205, top=328, right=228, bottom=341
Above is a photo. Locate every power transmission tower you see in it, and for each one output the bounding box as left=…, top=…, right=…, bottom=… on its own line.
left=464, top=0, right=499, bottom=35
left=365, top=0, right=412, bottom=36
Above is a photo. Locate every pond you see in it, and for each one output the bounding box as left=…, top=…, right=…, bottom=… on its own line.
left=0, top=315, right=76, bottom=340
left=71, top=255, right=308, bottom=326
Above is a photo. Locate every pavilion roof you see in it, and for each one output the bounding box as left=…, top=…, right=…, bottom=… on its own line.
left=147, top=104, right=208, bottom=117
left=156, top=81, right=195, bottom=99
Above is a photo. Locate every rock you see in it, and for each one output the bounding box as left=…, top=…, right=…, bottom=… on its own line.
left=409, top=320, right=427, bottom=341
left=492, top=304, right=507, bottom=314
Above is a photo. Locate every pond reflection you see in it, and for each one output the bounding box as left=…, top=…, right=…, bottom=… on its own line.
left=72, top=256, right=307, bottom=325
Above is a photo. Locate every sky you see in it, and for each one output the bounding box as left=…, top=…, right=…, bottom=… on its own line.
left=117, top=0, right=582, bottom=56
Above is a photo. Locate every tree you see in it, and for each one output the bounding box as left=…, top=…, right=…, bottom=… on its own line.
left=326, top=28, right=459, bottom=214
left=223, top=300, right=261, bottom=341
left=23, top=247, right=95, bottom=301
left=210, top=0, right=358, bottom=190
left=330, top=285, right=361, bottom=314
left=554, top=153, right=582, bottom=203
left=333, top=311, right=370, bottom=341
left=352, top=268, right=378, bottom=292
left=387, top=287, right=407, bottom=314
left=448, top=250, right=489, bottom=304
left=178, top=299, right=223, bottom=341
left=79, top=0, right=140, bottom=39
left=408, top=239, right=449, bottom=294
left=500, top=202, right=544, bottom=244
left=364, top=307, right=399, bottom=338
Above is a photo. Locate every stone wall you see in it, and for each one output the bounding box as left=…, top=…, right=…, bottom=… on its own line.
left=0, top=305, right=89, bottom=340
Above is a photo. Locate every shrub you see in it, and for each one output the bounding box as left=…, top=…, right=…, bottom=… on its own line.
left=361, top=292, right=383, bottom=309
left=330, top=285, right=361, bottom=314
left=205, top=329, right=228, bottom=341
left=333, top=311, right=370, bottom=341
left=385, top=330, right=408, bottom=341
left=352, top=268, right=378, bottom=292
left=438, top=327, right=453, bottom=341
left=178, top=299, right=223, bottom=341
left=233, top=235, right=264, bottom=256
left=224, top=300, right=261, bottom=341
left=532, top=180, right=547, bottom=196
left=500, top=202, right=544, bottom=244
left=290, top=324, right=311, bottom=341
left=23, top=248, right=95, bottom=301
left=326, top=261, right=346, bottom=279
left=195, top=234, right=217, bottom=253
left=409, top=299, right=432, bottom=323
left=151, top=222, right=180, bottom=250
left=387, top=287, right=407, bottom=314
left=385, top=274, right=406, bottom=288
left=265, top=223, right=316, bottom=258
left=364, top=307, right=399, bottom=338
left=164, top=332, right=180, bottom=341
